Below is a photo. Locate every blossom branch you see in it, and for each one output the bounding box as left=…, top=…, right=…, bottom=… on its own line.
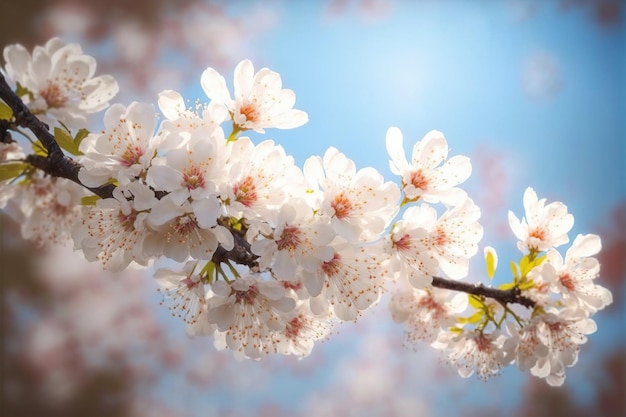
left=430, top=276, right=536, bottom=308
left=0, top=73, right=116, bottom=200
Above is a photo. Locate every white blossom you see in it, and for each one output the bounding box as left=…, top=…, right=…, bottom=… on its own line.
left=538, top=234, right=612, bottom=313
left=2, top=37, right=118, bottom=127
left=386, top=126, right=471, bottom=205
left=304, top=147, right=400, bottom=242
left=508, top=187, right=574, bottom=253
left=201, top=59, right=308, bottom=133
left=78, top=102, right=159, bottom=187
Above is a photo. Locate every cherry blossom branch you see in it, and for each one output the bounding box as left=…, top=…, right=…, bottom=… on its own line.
left=0, top=72, right=538, bottom=310
left=0, top=73, right=115, bottom=199
left=430, top=276, right=536, bottom=308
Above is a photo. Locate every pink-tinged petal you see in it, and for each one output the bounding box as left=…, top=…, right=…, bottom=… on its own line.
left=212, top=225, right=234, bottom=251
left=126, top=102, right=157, bottom=140
left=81, top=75, right=119, bottom=110
left=200, top=67, right=231, bottom=104
left=103, top=103, right=127, bottom=130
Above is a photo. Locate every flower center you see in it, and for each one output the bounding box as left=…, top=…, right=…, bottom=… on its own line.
left=528, top=227, right=546, bottom=241
left=120, top=144, right=144, bottom=167
left=433, top=226, right=447, bottom=246
left=393, top=233, right=412, bottom=251
left=182, top=165, right=206, bottom=190
left=172, top=215, right=199, bottom=237
left=322, top=253, right=341, bottom=276
left=276, top=226, right=302, bottom=252
left=286, top=315, right=304, bottom=339
left=331, top=192, right=353, bottom=219
left=558, top=273, right=576, bottom=291
left=409, top=169, right=429, bottom=190
left=239, top=103, right=260, bottom=123
left=40, top=82, right=68, bottom=109
left=235, top=285, right=258, bottom=305
left=233, top=176, right=258, bottom=207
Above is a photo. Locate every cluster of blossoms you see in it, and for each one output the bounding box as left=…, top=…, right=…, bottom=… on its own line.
left=0, top=38, right=612, bottom=382
left=389, top=187, right=612, bottom=385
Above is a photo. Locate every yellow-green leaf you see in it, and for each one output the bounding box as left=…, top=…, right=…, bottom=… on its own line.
left=81, top=195, right=100, bottom=206
left=0, top=101, right=13, bottom=120
left=74, top=128, right=90, bottom=149
left=519, top=279, right=535, bottom=291
left=484, top=246, right=497, bottom=280
left=499, top=282, right=516, bottom=290
left=510, top=261, right=519, bottom=280
left=31, top=140, right=48, bottom=156
left=458, top=310, right=484, bottom=324
left=0, top=162, right=29, bottom=181
left=15, top=82, right=33, bottom=100
left=468, top=294, right=483, bottom=309
left=54, top=127, right=82, bottom=156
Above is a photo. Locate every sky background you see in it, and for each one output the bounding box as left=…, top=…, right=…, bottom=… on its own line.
left=1, top=1, right=625, bottom=416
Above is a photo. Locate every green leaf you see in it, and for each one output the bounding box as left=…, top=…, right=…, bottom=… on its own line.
left=468, top=294, right=483, bottom=309
left=31, top=140, right=48, bottom=156
left=0, top=162, right=29, bottom=181
left=15, top=82, right=34, bottom=101
left=81, top=195, right=100, bottom=206
left=485, top=247, right=497, bottom=280
left=54, top=127, right=83, bottom=156
left=499, top=282, right=516, bottom=290
left=74, top=128, right=90, bottom=149
left=458, top=310, right=484, bottom=324
left=519, top=280, right=535, bottom=291
left=0, top=101, right=13, bottom=120
left=510, top=261, right=519, bottom=280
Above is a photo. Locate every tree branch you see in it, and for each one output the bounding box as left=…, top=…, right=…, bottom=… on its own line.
left=0, top=72, right=114, bottom=199
left=0, top=72, right=536, bottom=309
left=431, top=276, right=536, bottom=308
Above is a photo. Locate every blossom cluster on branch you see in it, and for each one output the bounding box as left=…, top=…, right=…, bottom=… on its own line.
left=0, top=38, right=612, bottom=385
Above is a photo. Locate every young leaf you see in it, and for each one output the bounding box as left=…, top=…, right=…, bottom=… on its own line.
left=484, top=246, right=497, bottom=280
left=54, top=127, right=83, bottom=156
left=0, top=162, right=29, bottom=181
left=468, top=294, right=484, bottom=309
left=0, top=101, right=13, bottom=120
left=15, top=82, right=34, bottom=101
left=81, top=195, right=101, bottom=206
left=74, top=128, right=90, bottom=150
left=31, top=140, right=48, bottom=156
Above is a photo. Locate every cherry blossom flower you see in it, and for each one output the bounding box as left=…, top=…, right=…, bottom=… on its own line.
left=207, top=275, right=297, bottom=359
left=155, top=261, right=208, bottom=326
left=304, top=147, right=400, bottom=242
left=275, top=304, right=333, bottom=357
left=2, top=37, right=118, bottom=128
left=538, top=234, right=612, bottom=313
left=387, top=197, right=482, bottom=287
left=504, top=309, right=597, bottom=386
left=224, top=137, right=304, bottom=224
left=386, top=126, right=471, bottom=205
left=508, top=187, right=574, bottom=253
left=78, top=102, right=159, bottom=187
left=156, top=89, right=228, bottom=150
left=434, top=329, right=506, bottom=381
left=201, top=59, right=308, bottom=133
left=145, top=195, right=233, bottom=262
left=389, top=287, right=467, bottom=344
left=0, top=173, right=85, bottom=248
left=251, top=199, right=336, bottom=281
left=73, top=182, right=157, bottom=271
left=147, top=125, right=227, bottom=206
left=303, top=239, right=387, bottom=321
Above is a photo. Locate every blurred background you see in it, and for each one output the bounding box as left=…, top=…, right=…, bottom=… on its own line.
left=1, top=0, right=624, bottom=416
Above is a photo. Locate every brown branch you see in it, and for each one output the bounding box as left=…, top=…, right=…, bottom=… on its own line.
left=0, top=72, right=114, bottom=199
left=431, top=276, right=536, bottom=308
